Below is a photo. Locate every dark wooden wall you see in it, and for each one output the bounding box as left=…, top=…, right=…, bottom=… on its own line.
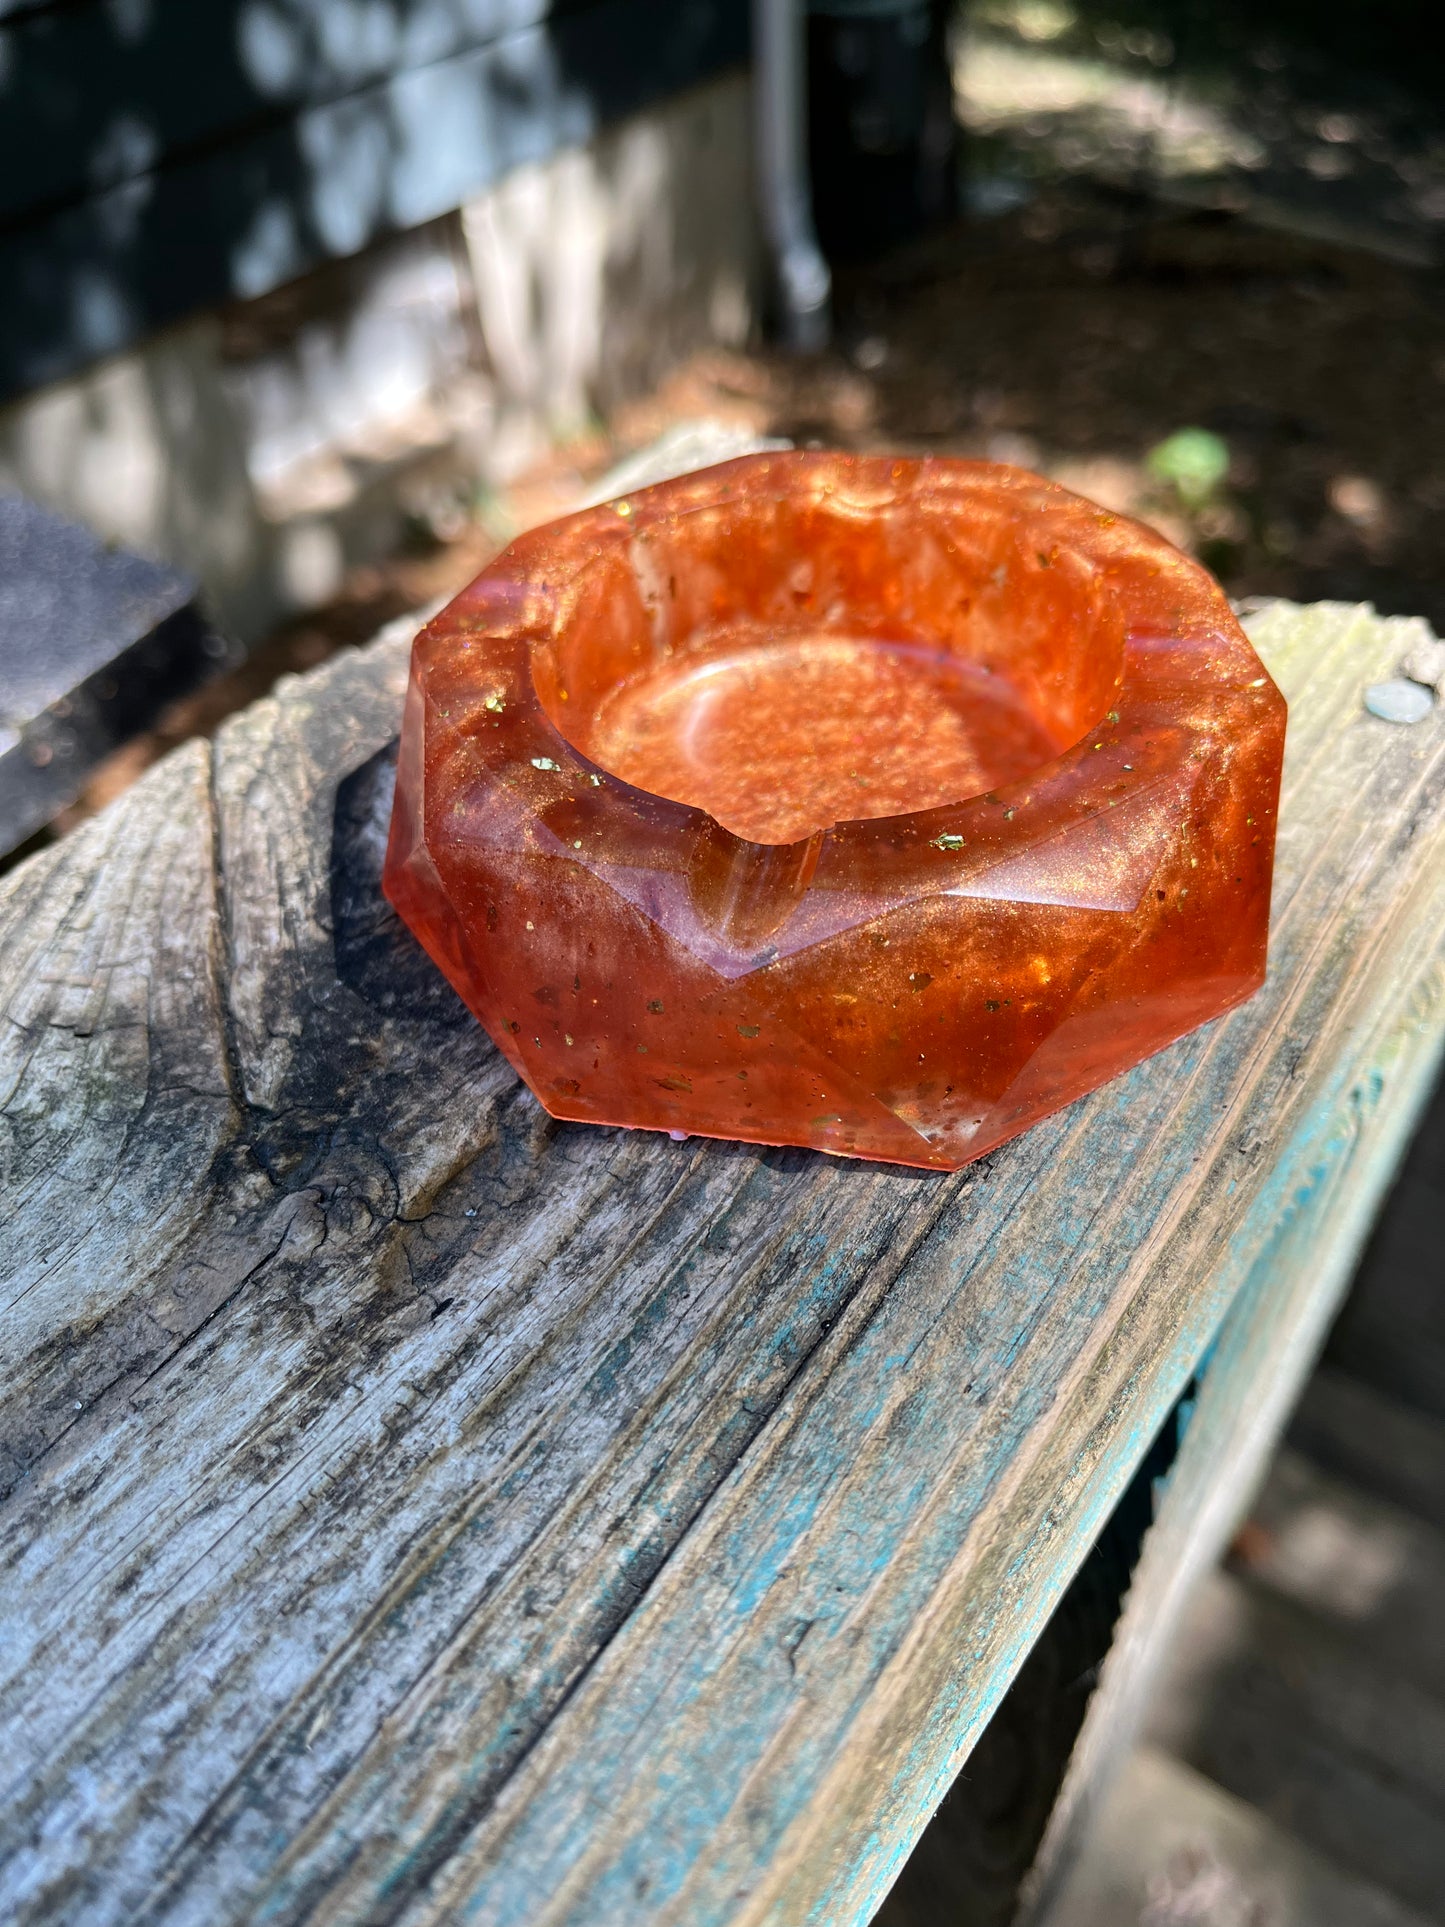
left=0, top=0, right=748, bottom=403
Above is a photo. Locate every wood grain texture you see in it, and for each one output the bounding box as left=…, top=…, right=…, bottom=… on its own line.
left=1022, top=601, right=1445, bottom=1927
left=3, top=599, right=1445, bottom=1925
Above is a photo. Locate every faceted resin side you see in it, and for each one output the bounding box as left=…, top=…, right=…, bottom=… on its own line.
left=383, top=453, right=1286, bottom=1171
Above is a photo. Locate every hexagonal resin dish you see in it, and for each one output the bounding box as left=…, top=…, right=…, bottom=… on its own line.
left=384, top=453, right=1286, bottom=1170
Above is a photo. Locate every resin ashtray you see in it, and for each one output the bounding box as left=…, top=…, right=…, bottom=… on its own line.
left=384, top=452, right=1285, bottom=1170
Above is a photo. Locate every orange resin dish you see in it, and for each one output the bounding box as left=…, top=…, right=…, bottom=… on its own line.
left=384, top=453, right=1286, bottom=1170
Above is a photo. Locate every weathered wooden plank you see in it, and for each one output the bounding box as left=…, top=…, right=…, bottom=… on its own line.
left=0, top=740, right=238, bottom=1487
left=1021, top=603, right=1445, bottom=1927
left=1322, top=1044, right=1445, bottom=1414
left=408, top=605, right=1445, bottom=1927
left=2, top=598, right=1444, bottom=1925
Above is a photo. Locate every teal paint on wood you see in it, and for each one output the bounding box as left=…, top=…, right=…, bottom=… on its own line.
left=1, top=599, right=1443, bottom=1924
left=1024, top=881, right=1445, bottom=1921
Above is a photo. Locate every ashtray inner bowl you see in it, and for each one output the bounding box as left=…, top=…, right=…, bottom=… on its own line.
left=531, top=481, right=1128, bottom=845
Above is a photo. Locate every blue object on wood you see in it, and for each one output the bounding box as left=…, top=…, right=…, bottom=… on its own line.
left=0, top=494, right=227, bottom=855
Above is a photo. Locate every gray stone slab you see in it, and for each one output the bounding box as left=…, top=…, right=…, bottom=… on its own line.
left=0, top=493, right=227, bottom=855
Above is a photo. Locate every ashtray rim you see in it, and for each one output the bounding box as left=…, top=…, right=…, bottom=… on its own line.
left=410, top=450, right=1282, bottom=868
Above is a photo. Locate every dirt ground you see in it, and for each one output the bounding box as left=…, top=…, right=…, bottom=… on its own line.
left=54, top=179, right=1445, bottom=831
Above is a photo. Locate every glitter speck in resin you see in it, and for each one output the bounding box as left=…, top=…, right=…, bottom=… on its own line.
left=384, top=452, right=1286, bottom=1170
